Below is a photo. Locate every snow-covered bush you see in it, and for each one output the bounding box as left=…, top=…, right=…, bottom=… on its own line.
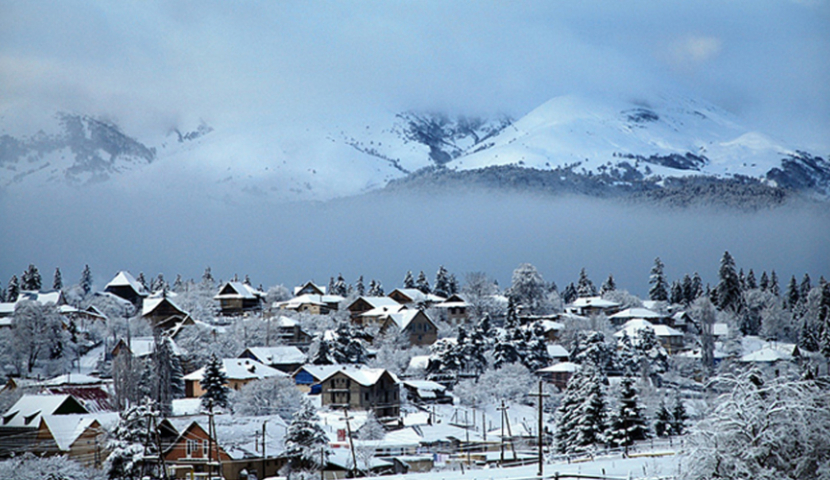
left=233, top=376, right=304, bottom=421
left=0, top=453, right=103, bottom=480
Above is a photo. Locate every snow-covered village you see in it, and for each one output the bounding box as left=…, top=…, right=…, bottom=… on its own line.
left=0, top=257, right=828, bottom=480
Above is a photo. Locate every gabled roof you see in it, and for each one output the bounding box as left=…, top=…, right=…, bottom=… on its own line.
left=214, top=282, right=264, bottom=300
left=105, top=271, right=148, bottom=296
left=40, top=415, right=100, bottom=451
left=360, top=303, right=408, bottom=317
left=294, top=281, right=326, bottom=296
left=183, top=358, right=288, bottom=382
left=389, top=288, right=446, bottom=304
left=277, top=294, right=344, bottom=309
left=546, top=344, right=570, bottom=359
left=385, top=310, right=435, bottom=331
left=113, top=336, right=182, bottom=358
left=16, top=290, right=65, bottom=306
left=614, top=319, right=684, bottom=339
left=297, top=364, right=398, bottom=386
left=241, top=346, right=307, bottom=365
left=610, top=307, right=665, bottom=320
left=348, top=296, right=400, bottom=310
left=569, top=296, right=620, bottom=309
left=2, top=394, right=89, bottom=427
left=536, top=361, right=580, bottom=373
left=142, top=296, right=189, bottom=318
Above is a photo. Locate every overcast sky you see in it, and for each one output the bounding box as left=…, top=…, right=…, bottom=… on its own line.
left=1, top=0, right=828, bottom=148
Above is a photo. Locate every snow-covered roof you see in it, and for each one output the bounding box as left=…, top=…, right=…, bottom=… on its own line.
left=141, top=295, right=188, bottom=317
left=17, top=290, right=64, bottom=306
left=353, top=296, right=401, bottom=309
left=277, top=294, right=344, bottom=309
left=320, top=365, right=398, bottom=386
left=546, top=344, right=570, bottom=359
left=41, top=414, right=98, bottom=451
left=214, top=281, right=264, bottom=300
left=117, top=336, right=182, bottom=357
left=402, top=380, right=446, bottom=392
left=294, top=282, right=326, bottom=296
left=385, top=310, right=432, bottom=331
left=538, top=319, right=565, bottom=332
left=614, top=319, right=684, bottom=338
left=537, top=361, right=580, bottom=373
left=242, top=346, right=307, bottom=365
left=569, top=296, right=620, bottom=309
left=713, top=322, right=730, bottom=337
left=184, top=358, right=289, bottom=381
left=41, top=373, right=103, bottom=387
left=105, top=271, right=148, bottom=295
left=2, top=394, right=88, bottom=428
left=390, top=288, right=446, bottom=304
left=0, top=303, right=14, bottom=317
left=740, top=346, right=793, bottom=363
left=360, top=303, right=408, bottom=317
left=407, top=355, right=430, bottom=372
left=610, top=307, right=664, bottom=320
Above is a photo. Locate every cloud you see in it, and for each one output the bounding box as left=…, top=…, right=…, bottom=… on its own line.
left=666, top=36, right=723, bottom=72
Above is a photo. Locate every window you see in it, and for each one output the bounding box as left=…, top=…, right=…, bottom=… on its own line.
left=186, top=439, right=198, bottom=457
left=203, top=439, right=209, bottom=456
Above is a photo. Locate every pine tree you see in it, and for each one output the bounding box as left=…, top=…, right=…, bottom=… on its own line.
left=800, top=273, right=812, bottom=302
left=716, top=251, right=742, bottom=312
left=577, top=268, right=597, bottom=298
left=769, top=270, right=780, bottom=297
left=21, top=264, right=42, bottom=291
left=136, top=272, right=148, bottom=292
left=201, top=266, right=215, bottom=288
left=575, top=370, right=607, bottom=450
left=434, top=265, right=450, bottom=298
left=151, top=273, right=165, bottom=293
left=367, top=279, right=384, bottom=296
left=759, top=271, right=770, bottom=291
left=311, top=339, right=335, bottom=365
left=52, top=267, right=62, bottom=291
left=555, top=370, right=585, bottom=453
left=671, top=394, right=688, bottom=435
left=562, top=283, right=577, bottom=304
left=607, top=376, right=649, bottom=450
left=244, top=274, right=251, bottom=286
left=7, top=275, right=19, bottom=302
left=670, top=280, right=684, bottom=305
left=403, top=271, right=415, bottom=288
left=746, top=269, right=757, bottom=290
left=448, top=273, right=459, bottom=296
left=354, top=275, right=365, bottom=297
left=332, top=274, right=347, bottom=296
left=80, top=265, right=93, bottom=296
left=416, top=271, right=430, bottom=294
left=786, top=275, right=800, bottom=310
left=283, top=400, right=331, bottom=473
left=105, top=400, right=158, bottom=480
left=654, top=399, right=672, bottom=437
left=172, top=274, right=183, bottom=292
left=691, top=272, right=704, bottom=301
left=200, top=354, right=229, bottom=411
left=600, top=274, right=616, bottom=295
left=0, top=281, right=5, bottom=303
left=649, top=257, right=668, bottom=302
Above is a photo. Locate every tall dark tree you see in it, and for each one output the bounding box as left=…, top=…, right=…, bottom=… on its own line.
left=201, top=266, right=215, bottom=288
left=331, top=274, right=347, bottom=297
left=759, top=271, right=770, bottom=291
left=434, top=265, right=451, bottom=298
left=403, top=270, right=415, bottom=289
left=654, top=399, right=672, bottom=437
left=80, top=265, right=93, bottom=295
left=367, top=279, right=384, bottom=297
left=21, top=264, right=42, bottom=291
left=716, top=251, right=742, bottom=312
left=681, top=274, right=694, bottom=305
left=670, top=280, right=684, bottom=305
left=671, top=394, right=688, bottom=436
left=283, top=400, right=331, bottom=474
left=448, top=273, right=459, bottom=296
left=52, top=267, right=62, bottom=291
left=600, top=274, right=616, bottom=295
left=0, top=281, right=5, bottom=303
left=136, top=272, right=148, bottom=292
left=746, top=269, right=757, bottom=290
left=691, top=272, right=704, bottom=301
left=7, top=275, right=20, bottom=302
left=649, top=257, right=668, bottom=302
left=607, top=375, right=650, bottom=449
left=415, top=271, right=430, bottom=294
left=354, top=275, right=365, bottom=297
left=200, top=354, right=230, bottom=411
left=786, top=275, right=800, bottom=311
left=769, top=270, right=780, bottom=297
left=562, top=283, right=578, bottom=304
left=577, top=268, right=597, bottom=298
left=555, top=365, right=607, bottom=454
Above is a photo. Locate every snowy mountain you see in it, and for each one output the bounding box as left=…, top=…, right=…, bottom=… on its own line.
left=1, top=92, right=827, bottom=203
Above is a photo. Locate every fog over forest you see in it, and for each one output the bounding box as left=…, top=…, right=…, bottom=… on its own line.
left=2, top=184, right=827, bottom=296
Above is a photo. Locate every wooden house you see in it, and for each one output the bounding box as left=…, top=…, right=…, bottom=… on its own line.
left=388, top=288, right=445, bottom=307
left=238, top=346, right=307, bottom=373
left=214, top=282, right=265, bottom=316
left=141, top=294, right=192, bottom=332
left=183, top=358, right=288, bottom=398
left=379, top=310, right=438, bottom=346
left=276, top=294, right=344, bottom=315
left=37, top=415, right=105, bottom=468
left=318, top=366, right=401, bottom=420
left=566, top=296, right=621, bottom=317
left=294, top=281, right=326, bottom=296
left=433, top=294, right=469, bottom=324
left=163, top=421, right=231, bottom=479
left=103, top=271, right=148, bottom=308
left=347, top=296, right=401, bottom=323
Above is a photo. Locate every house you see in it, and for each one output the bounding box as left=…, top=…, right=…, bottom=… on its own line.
left=111, top=336, right=183, bottom=360
left=163, top=421, right=232, bottom=479
left=294, top=281, right=326, bottom=296
left=388, top=288, right=445, bottom=307
left=379, top=310, right=438, bottom=346
left=183, top=358, right=288, bottom=398
left=104, top=271, right=148, bottom=308
left=141, top=294, right=192, bottom=332
left=37, top=415, right=106, bottom=468
left=293, top=364, right=348, bottom=393
left=214, top=282, right=265, bottom=316
left=609, top=307, right=668, bottom=327
left=358, top=303, right=408, bottom=327
left=347, top=296, right=402, bottom=322
left=614, top=319, right=685, bottom=354
left=546, top=344, right=570, bottom=363
left=260, top=315, right=313, bottom=346
left=536, top=362, right=579, bottom=390
left=276, top=293, right=344, bottom=315
left=318, top=366, right=401, bottom=420
left=433, top=294, right=470, bottom=324
left=402, top=380, right=452, bottom=404
left=238, top=346, right=307, bottom=373
left=0, top=394, right=90, bottom=458
left=1, top=374, right=115, bottom=413
left=566, top=296, right=621, bottom=317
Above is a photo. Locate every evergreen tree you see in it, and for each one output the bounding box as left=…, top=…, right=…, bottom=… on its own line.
left=555, top=370, right=585, bottom=453
left=654, top=399, right=672, bottom=437
left=671, top=394, right=688, bottom=436
left=575, top=369, right=607, bottom=450
left=649, top=257, right=668, bottom=302
left=759, top=271, right=770, bottom=291
left=691, top=272, right=704, bottom=301
left=0, top=281, right=5, bottom=303
left=577, top=268, right=597, bottom=298
left=332, top=274, right=347, bottom=296
left=283, top=400, right=331, bottom=473
left=367, top=279, right=384, bottom=296
left=681, top=274, right=694, bottom=305
left=562, top=282, right=577, bottom=304
left=416, top=271, right=430, bottom=294
left=716, top=251, right=742, bottom=312
left=799, top=318, right=820, bottom=352
left=80, top=265, right=93, bottom=296
left=327, top=277, right=336, bottom=295
left=21, top=264, right=42, bottom=291
left=200, top=354, right=230, bottom=411
left=354, top=275, right=365, bottom=297
left=769, top=270, right=780, bottom=297
left=738, top=268, right=746, bottom=291
left=105, top=400, right=158, bottom=480
left=7, top=275, right=19, bottom=302
left=448, top=273, right=459, bottom=296
left=151, top=273, right=165, bottom=293
left=244, top=274, right=251, bottom=286
left=154, top=334, right=183, bottom=416
left=434, top=265, right=451, bottom=298
left=523, top=324, right=553, bottom=371
left=311, top=338, right=335, bottom=365
left=786, top=275, right=800, bottom=310
left=607, top=376, right=650, bottom=449
left=52, top=267, right=62, bottom=291
left=670, top=280, right=684, bottom=305
left=403, top=270, right=415, bottom=288
left=172, top=274, right=183, bottom=292
left=616, top=332, right=639, bottom=376
left=746, top=269, right=757, bottom=290
left=201, top=266, right=215, bottom=288
left=799, top=274, right=812, bottom=302
left=600, top=274, right=616, bottom=295
left=571, top=331, right=617, bottom=375
left=136, top=272, right=148, bottom=292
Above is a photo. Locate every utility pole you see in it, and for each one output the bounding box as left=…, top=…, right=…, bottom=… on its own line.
left=262, top=420, right=268, bottom=479
left=528, top=380, right=550, bottom=478
left=497, top=401, right=508, bottom=466
left=342, top=407, right=359, bottom=478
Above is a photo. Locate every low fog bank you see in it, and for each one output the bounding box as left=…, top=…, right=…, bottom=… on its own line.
left=1, top=185, right=827, bottom=296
